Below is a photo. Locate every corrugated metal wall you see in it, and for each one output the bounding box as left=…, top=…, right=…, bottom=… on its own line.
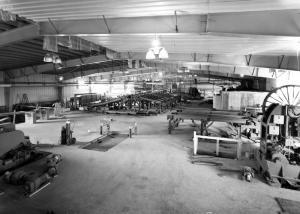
left=10, top=86, right=58, bottom=104
left=13, top=74, right=56, bottom=82
left=8, top=74, right=58, bottom=105
left=214, top=91, right=268, bottom=111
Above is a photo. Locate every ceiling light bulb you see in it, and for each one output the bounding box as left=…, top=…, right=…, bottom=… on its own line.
left=146, top=49, right=155, bottom=59
left=54, top=57, right=62, bottom=64
left=44, top=53, right=53, bottom=63
left=159, top=48, right=168, bottom=59
left=58, top=76, right=64, bottom=81
left=153, top=47, right=161, bottom=55
left=152, top=39, right=160, bottom=47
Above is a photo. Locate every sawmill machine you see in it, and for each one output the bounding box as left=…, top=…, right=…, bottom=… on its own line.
left=256, top=85, right=300, bottom=189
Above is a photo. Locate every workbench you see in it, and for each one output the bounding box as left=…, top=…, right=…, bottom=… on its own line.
left=168, top=108, right=248, bottom=135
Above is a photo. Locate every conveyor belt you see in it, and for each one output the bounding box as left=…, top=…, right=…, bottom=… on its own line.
left=89, top=97, right=124, bottom=107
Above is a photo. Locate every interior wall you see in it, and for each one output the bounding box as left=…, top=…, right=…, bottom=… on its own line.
left=62, top=82, right=136, bottom=101
left=8, top=74, right=59, bottom=108
left=179, top=83, right=222, bottom=97
left=276, top=70, right=300, bottom=87
left=63, top=85, right=91, bottom=101
left=9, top=86, right=58, bottom=105
left=213, top=91, right=268, bottom=110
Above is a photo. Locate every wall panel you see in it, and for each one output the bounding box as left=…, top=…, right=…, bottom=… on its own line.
left=63, top=85, right=90, bottom=101
left=10, top=86, right=58, bottom=105
left=13, top=74, right=56, bottom=82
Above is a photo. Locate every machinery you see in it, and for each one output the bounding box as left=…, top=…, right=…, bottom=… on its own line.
left=88, top=91, right=179, bottom=115
left=256, top=85, right=300, bottom=189
left=61, top=120, right=76, bottom=145
left=4, top=154, right=62, bottom=196
left=69, top=93, right=101, bottom=110
left=0, top=123, right=37, bottom=174
left=0, top=123, right=62, bottom=196
left=100, top=118, right=111, bottom=135
left=168, top=108, right=248, bottom=135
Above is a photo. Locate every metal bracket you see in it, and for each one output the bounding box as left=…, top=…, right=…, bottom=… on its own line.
left=102, top=15, right=111, bottom=34
left=205, top=14, right=209, bottom=33
left=193, top=53, right=197, bottom=62
left=4, top=70, right=14, bottom=80
left=79, top=57, right=85, bottom=65
left=278, top=55, right=285, bottom=69
left=207, top=54, right=210, bottom=62
left=47, top=18, right=59, bottom=34
left=174, top=11, right=179, bottom=33
left=31, top=66, right=38, bottom=74
left=245, top=54, right=252, bottom=66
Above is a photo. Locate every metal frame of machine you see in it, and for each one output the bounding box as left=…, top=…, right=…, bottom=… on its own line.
left=256, top=85, right=300, bottom=188
left=88, top=91, right=179, bottom=115
left=0, top=123, right=62, bottom=196
left=167, top=108, right=248, bottom=135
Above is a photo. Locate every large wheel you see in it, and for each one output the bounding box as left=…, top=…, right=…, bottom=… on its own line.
left=262, top=85, right=300, bottom=118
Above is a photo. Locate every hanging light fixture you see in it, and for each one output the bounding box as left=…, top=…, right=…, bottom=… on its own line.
left=53, top=55, right=62, bottom=64
left=146, top=49, right=155, bottom=59
left=146, top=38, right=168, bottom=60
left=43, top=53, right=62, bottom=64
left=158, top=47, right=168, bottom=59
left=43, top=53, right=53, bottom=62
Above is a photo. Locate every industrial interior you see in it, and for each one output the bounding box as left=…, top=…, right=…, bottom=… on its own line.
left=1, top=1, right=300, bottom=214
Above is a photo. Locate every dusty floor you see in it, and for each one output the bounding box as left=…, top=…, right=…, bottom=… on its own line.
left=1, top=111, right=300, bottom=214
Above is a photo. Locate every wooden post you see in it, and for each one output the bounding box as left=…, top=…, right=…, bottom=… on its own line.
left=45, top=109, right=50, bottom=120
left=238, top=125, right=242, bottom=138
left=129, top=127, right=132, bottom=138
left=13, top=109, right=16, bottom=124
left=200, top=120, right=205, bottom=135
left=193, top=131, right=198, bottom=155
left=100, top=123, right=103, bottom=135
left=168, top=119, right=172, bottom=134
left=237, top=125, right=242, bottom=159
left=107, top=122, right=110, bottom=135
left=134, top=122, right=137, bottom=134
left=236, top=141, right=242, bottom=160
left=216, top=139, right=220, bottom=156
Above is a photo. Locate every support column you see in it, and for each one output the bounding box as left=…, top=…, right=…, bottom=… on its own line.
left=3, top=72, right=11, bottom=112
left=57, top=86, right=63, bottom=103
left=193, top=131, right=198, bottom=155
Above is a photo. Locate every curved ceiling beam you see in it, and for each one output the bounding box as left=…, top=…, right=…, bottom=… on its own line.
left=39, top=11, right=300, bottom=38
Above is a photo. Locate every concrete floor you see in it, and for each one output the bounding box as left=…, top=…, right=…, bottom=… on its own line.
left=1, top=111, right=300, bottom=214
